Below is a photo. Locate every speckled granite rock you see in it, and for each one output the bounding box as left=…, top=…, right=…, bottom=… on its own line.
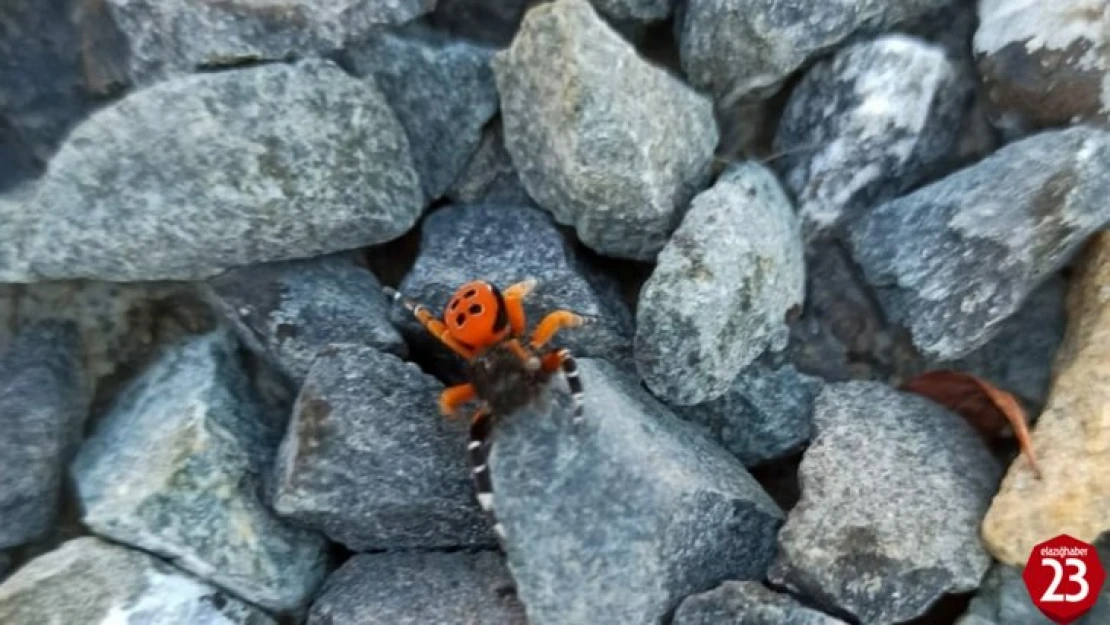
left=673, top=581, right=848, bottom=625
left=0, top=537, right=276, bottom=625
left=493, top=0, right=718, bottom=261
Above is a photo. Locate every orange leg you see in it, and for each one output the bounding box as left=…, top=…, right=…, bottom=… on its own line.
left=530, top=310, right=585, bottom=349
left=384, top=287, right=474, bottom=360
left=502, top=279, right=536, bottom=337
left=507, top=338, right=540, bottom=371
left=439, top=383, right=476, bottom=418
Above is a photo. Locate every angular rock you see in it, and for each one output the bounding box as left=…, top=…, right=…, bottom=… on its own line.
left=672, top=363, right=823, bottom=467
left=14, top=58, right=423, bottom=282
left=489, top=358, right=784, bottom=625
left=492, top=0, right=719, bottom=261
left=768, top=381, right=1002, bottom=624
left=270, top=344, right=495, bottom=550
left=0, top=537, right=276, bottom=625
left=72, top=331, right=330, bottom=613
left=677, top=0, right=958, bottom=105
left=774, top=34, right=972, bottom=238
left=307, top=551, right=527, bottom=625
left=981, top=233, right=1110, bottom=566
left=344, top=26, right=500, bottom=200
left=973, top=0, right=1110, bottom=138
left=446, top=120, right=533, bottom=206
left=635, top=162, right=805, bottom=405
left=846, top=125, right=1110, bottom=361
left=673, top=581, right=848, bottom=625
left=204, top=254, right=405, bottom=386
left=0, top=321, right=85, bottom=549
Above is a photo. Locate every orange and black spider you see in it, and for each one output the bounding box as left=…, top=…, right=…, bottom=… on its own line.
left=383, top=278, right=587, bottom=531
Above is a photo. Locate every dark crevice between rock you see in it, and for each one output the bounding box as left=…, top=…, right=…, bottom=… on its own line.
left=568, top=233, right=654, bottom=315
left=362, top=201, right=439, bottom=290
left=747, top=450, right=803, bottom=513
left=902, top=591, right=974, bottom=625
left=763, top=576, right=862, bottom=625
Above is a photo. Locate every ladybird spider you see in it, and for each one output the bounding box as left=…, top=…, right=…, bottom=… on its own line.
left=383, top=278, right=587, bottom=528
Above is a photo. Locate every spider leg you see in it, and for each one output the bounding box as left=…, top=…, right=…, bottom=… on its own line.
left=542, top=348, right=585, bottom=422
left=438, top=383, right=476, bottom=418
left=502, top=278, right=536, bottom=337
left=529, top=310, right=586, bottom=349
left=468, top=405, right=505, bottom=540
left=383, top=286, right=475, bottom=360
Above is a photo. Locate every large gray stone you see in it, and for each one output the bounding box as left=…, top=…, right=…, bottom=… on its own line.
left=846, top=125, right=1110, bottom=361
left=0, top=320, right=85, bottom=550
left=72, top=331, right=330, bottom=614
left=12, top=58, right=423, bottom=282
left=492, top=0, right=719, bottom=261
left=204, top=254, right=405, bottom=386
left=0, top=537, right=276, bottom=625
left=673, top=581, right=848, bottom=625
left=489, top=358, right=784, bottom=625
left=774, top=34, right=972, bottom=238
left=768, top=381, right=1002, bottom=624
left=635, top=162, right=805, bottom=405
left=270, top=344, right=496, bottom=550
left=307, top=551, right=527, bottom=625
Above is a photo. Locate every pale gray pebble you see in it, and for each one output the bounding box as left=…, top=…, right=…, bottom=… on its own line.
left=72, top=330, right=330, bottom=614
left=0, top=537, right=276, bottom=625
left=493, top=0, right=718, bottom=261
left=12, top=58, right=423, bottom=282
left=446, top=119, right=534, bottom=206
left=846, top=125, right=1110, bottom=361
left=768, top=381, right=1002, bottom=624
left=307, top=551, right=527, bottom=625
left=489, top=358, right=784, bottom=625
left=635, top=162, right=805, bottom=406
left=270, top=343, right=497, bottom=550
left=673, top=581, right=849, bottom=625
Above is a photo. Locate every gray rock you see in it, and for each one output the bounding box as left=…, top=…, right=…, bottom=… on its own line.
left=270, top=344, right=496, bottom=550
left=344, top=26, right=500, bottom=200
left=428, top=0, right=540, bottom=47
left=768, top=381, right=1002, bottom=624
left=204, top=254, right=406, bottom=386
left=13, top=58, right=423, bottom=282
left=973, top=0, right=1110, bottom=139
left=72, top=331, right=330, bottom=614
left=0, top=122, right=40, bottom=193
left=307, top=551, right=527, bottom=625
left=672, top=363, right=823, bottom=467
left=846, top=125, right=1110, bottom=361
left=492, top=0, right=719, bottom=261
left=0, top=321, right=85, bottom=550
left=0, top=182, right=38, bottom=283
left=592, top=0, right=674, bottom=22
left=0, top=537, right=276, bottom=625
left=673, top=581, right=848, bottom=625
left=677, top=0, right=959, bottom=106
left=0, top=552, right=9, bottom=581
left=96, top=0, right=435, bottom=85
left=635, top=162, right=805, bottom=405
left=774, top=34, right=972, bottom=238
left=489, top=358, right=784, bottom=625
left=446, top=120, right=533, bottom=206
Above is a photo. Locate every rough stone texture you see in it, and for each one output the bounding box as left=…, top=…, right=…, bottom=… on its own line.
left=489, top=358, right=784, bottom=625
left=72, top=331, right=330, bottom=614
left=428, top=0, right=539, bottom=47
left=11, top=58, right=423, bottom=282
left=768, top=382, right=1002, bottom=624
left=973, top=0, right=1110, bottom=138
left=96, top=0, right=436, bottom=85
left=446, top=120, right=533, bottom=206
left=672, top=363, right=823, bottom=467
left=846, top=125, right=1110, bottom=361
left=0, top=537, right=276, bottom=625
left=981, top=233, right=1110, bottom=566
left=270, top=344, right=495, bottom=550
left=492, top=0, right=719, bottom=261
left=0, top=122, right=41, bottom=194
left=204, top=254, right=405, bottom=386
left=635, top=162, right=805, bottom=405
left=307, top=551, right=527, bottom=625
left=344, top=26, right=499, bottom=201
left=673, top=581, right=848, bottom=625
left=0, top=182, right=39, bottom=283
left=774, top=34, right=972, bottom=238
left=592, top=0, right=674, bottom=22
left=0, top=321, right=85, bottom=550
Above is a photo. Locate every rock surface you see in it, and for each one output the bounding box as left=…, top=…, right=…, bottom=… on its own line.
left=446, top=120, right=533, bottom=206
left=429, top=0, right=539, bottom=46
left=0, top=320, right=85, bottom=549
left=768, top=381, right=1002, bottom=624
left=11, top=58, right=423, bottom=282
left=72, top=331, right=330, bottom=614
left=673, top=581, right=848, bottom=625
left=489, top=358, right=784, bottom=625
left=774, top=34, right=971, bottom=238
left=981, top=233, right=1110, bottom=566
left=204, top=254, right=405, bottom=385
left=846, top=125, right=1110, bottom=361
left=635, top=162, right=805, bottom=405
left=307, top=551, right=527, bottom=625
left=0, top=537, right=276, bottom=625
left=493, top=0, right=718, bottom=260
left=270, top=344, right=495, bottom=550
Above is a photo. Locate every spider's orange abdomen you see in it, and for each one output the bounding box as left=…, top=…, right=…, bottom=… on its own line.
left=444, top=280, right=508, bottom=350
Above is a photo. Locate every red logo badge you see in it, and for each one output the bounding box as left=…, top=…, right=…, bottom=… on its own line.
left=1023, top=534, right=1106, bottom=624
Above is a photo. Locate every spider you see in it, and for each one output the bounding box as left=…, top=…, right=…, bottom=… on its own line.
left=383, top=278, right=588, bottom=534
